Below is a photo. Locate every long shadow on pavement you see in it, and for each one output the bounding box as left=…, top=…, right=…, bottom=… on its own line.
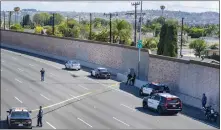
left=119, top=82, right=220, bottom=129
left=0, top=120, right=8, bottom=129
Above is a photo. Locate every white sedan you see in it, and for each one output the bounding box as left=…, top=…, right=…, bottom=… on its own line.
left=65, top=60, right=81, bottom=70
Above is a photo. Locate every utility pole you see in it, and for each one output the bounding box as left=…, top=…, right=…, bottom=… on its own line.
left=9, top=11, right=12, bottom=29
left=137, top=0, right=142, bottom=79
left=52, top=13, right=55, bottom=35
left=109, top=13, right=112, bottom=43
left=180, top=17, right=184, bottom=57
left=3, top=11, right=6, bottom=30
left=66, top=15, right=68, bottom=26
left=104, top=13, right=117, bottom=43
left=89, top=13, right=92, bottom=40
left=131, top=2, right=140, bottom=47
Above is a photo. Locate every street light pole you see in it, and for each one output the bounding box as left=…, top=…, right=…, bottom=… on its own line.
left=132, top=2, right=140, bottom=47
left=109, top=13, right=112, bottom=43
left=3, top=11, right=6, bottom=30
left=137, top=0, right=143, bottom=79
left=52, top=13, right=55, bottom=35
left=180, top=17, right=184, bottom=57
left=89, top=13, right=92, bottom=40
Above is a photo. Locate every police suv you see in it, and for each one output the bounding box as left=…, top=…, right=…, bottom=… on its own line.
left=6, top=107, right=32, bottom=129
left=139, top=82, right=170, bottom=96
left=142, top=93, right=182, bottom=115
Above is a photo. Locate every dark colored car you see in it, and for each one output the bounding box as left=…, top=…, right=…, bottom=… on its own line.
left=7, top=107, right=32, bottom=129
left=142, top=93, right=182, bottom=115
left=91, top=67, right=111, bottom=79
left=139, top=82, right=170, bottom=96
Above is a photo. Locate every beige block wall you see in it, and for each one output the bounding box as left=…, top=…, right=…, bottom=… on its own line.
left=1, top=30, right=149, bottom=78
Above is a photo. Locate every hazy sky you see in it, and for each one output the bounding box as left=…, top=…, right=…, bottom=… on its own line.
left=1, top=1, right=220, bottom=13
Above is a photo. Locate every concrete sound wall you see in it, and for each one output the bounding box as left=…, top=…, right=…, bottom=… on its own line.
left=0, top=30, right=149, bottom=79
left=148, top=55, right=220, bottom=110
left=1, top=30, right=219, bottom=110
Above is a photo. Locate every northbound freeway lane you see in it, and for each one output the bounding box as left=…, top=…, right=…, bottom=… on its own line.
left=0, top=48, right=218, bottom=129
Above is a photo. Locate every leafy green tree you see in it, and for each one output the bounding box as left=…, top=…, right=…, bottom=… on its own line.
left=48, top=13, right=64, bottom=25
left=157, top=20, right=178, bottom=57
left=95, top=29, right=109, bottom=42
left=93, top=18, right=108, bottom=27
left=111, top=19, right=132, bottom=44
left=33, top=13, right=50, bottom=26
left=143, top=38, right=158, bottom=49
left=209, top=43, right=219, bottom=49
left=189, top=39, right=207, bottom=57
left=80, top=24, right=90, bottom=39
left=152, top=16, right=165, bottom=25
left=188, top=27, right=205, bottom=38
left=10, top=24, right=24, bottom=32
left=22, top=14, right=32, bottom=27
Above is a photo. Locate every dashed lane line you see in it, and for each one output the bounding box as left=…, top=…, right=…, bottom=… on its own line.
left=77, top=118, right=93, bottom=128
left=15, top=78, right=22, bottom=83
left=18, top=68, right=24, bottom=72
left=120, top=104, right=136, bottom=112
left=78, top=85, right=89, bottom=90
left=46, top=121, right=56, bottom=129
left=40, top=94, right=50, bottom=101
left=113, top=117, right=130, bottom=127
left=14, top=96, right=23, bottom=103
left=29, top=64, right=34, bottom=67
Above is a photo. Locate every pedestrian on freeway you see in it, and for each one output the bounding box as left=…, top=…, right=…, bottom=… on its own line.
left=40, top=68, right=45, bottom=81
left=131, top=73, right=136, bottom=86
left=37, top=106, right=43, bottom=127
left=126, top=73, right=132, bottom=85
left=202, top=93, right=207, bottom=108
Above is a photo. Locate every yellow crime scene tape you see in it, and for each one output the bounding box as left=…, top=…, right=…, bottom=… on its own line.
left=31, top=83, right=119, bottom=112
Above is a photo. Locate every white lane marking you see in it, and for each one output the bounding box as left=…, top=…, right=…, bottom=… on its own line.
left=40, top=94, right=50, bottom=100
left=12, top=57, right=17, bottom=60
left=29, top=64, right=34, bottom=67
left=78, top=85, right=89, bottom=90
left=69, top=94, right=80, bottom=101
left=113, top=117, right=130, bottom=127
left=15, top=78, right=22, bottom=83
left=77, top=118, right=93, bottom=128
left=46, top=122, right=56, bottom=129
left=14, top=96, right=23, bottom=103
left=18, top=68, right=24, bottom=72
left=2, top=60, right=5, bottom=63
left=120, top=104, right=136, bottom=112
left=1, top=69, right=2, bottom=71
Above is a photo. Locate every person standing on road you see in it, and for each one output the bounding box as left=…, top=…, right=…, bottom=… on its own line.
left=131, top=73, right=136, bottom=86
left=40, top=68, right=45, bottom=81
left=126, top=73, right=132, bottom=85
left=37, top=106, right=43, bottom=127
left=202, top=93, right=207, bottom=108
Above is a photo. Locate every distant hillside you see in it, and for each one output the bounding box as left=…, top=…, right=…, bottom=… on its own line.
left=1, top=9, right=219, bottom=25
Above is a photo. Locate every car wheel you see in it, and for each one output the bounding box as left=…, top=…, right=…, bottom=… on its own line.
left=96, top=74, right=99, bottom=78
left=157, top=106, right=163, bottom=115
left=139, top=89, right=143, bottom=96
left=91, top=72, right=93, bottom=76
left=143, top=101, right=148, bottom=109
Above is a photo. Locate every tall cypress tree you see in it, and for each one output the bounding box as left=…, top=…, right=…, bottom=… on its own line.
left=157, top=20, right=178, bottom=57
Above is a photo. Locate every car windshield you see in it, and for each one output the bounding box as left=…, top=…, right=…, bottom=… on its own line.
left=99, top=69, right=107, bottom=72
left=69, top=61, right=79, bottom=64
left=11, top=112, right=29, bottom=118
left=149, top=84, right=165, bottom=90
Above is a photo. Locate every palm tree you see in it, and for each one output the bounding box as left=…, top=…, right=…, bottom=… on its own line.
left=160, top=5, right=165, bottom=16
left=14, top=7, right=20, bottom=24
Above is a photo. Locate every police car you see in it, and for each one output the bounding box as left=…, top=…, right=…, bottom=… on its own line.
left=139, top=82, right=170, bottom=96
left=142, top=93, right=182, bottom=115
left=6, top=107, right=32, bottom=129
left=65, top=60, right=81, bottom=70
left=91, top=67, right=111, bottom=79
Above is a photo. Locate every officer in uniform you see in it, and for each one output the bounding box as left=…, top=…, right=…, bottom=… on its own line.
left=40, top=68, right=45, bottom=81
left=37, top=106, right=43, bottom=127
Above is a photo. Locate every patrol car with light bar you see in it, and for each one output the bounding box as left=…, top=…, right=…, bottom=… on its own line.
left=6, top=107, right=32, bottom=129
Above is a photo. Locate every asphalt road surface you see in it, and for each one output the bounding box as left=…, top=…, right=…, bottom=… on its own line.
left=0, top=48, right=218, bottom=129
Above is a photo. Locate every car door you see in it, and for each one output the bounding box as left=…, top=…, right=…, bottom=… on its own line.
left=147, top=95, right=155, bottom=108
left=152, top=95, right=161, bottom=109
left=92, top=69, right=97, bottom=76
left=144, top=84, right=153, bottom=95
